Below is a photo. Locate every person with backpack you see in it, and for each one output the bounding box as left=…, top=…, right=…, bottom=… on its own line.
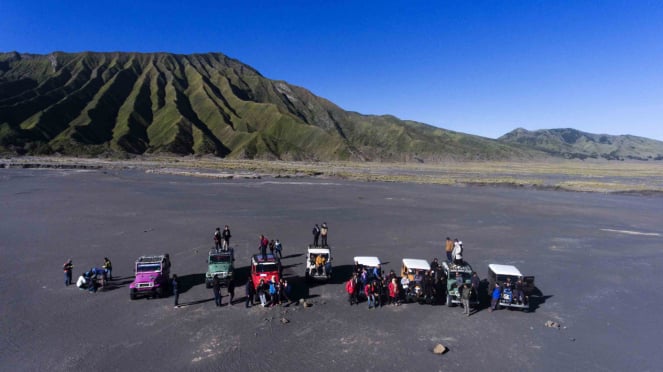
left=312, top=224, right=320, bottom=247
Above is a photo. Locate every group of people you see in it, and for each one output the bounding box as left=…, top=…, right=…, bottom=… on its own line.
left=65, top=257, right=113, bottom=293
left=311, top=222, right=329, bottom=247
left=346, top=264, right=410, bottom=309
left=311, top=253, right=331, bottom=275
left=258, top=235, right=283, bottom=259
left=490, top=276, right=526, bottom=312
left=245, top=276, right=292, bottom=308
left=445, top=237, right=464, bottom=264
left=211, top=275, right=236, bottom=307
left=345, top=257, right=481, bottom=313
left=213, top=225, right=232, bottom=251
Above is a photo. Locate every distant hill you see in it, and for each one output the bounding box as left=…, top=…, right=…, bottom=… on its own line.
left=498, top=128, right=663, bottom=161
left=0, top=51, right=534, bottom=161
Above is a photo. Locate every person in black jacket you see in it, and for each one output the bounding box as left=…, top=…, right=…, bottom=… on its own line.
left=222, top=225, right=231, bottom=251
left=172, top=274, right=179, bottom=308
left=227, top=278, right=235, bottom=305
left=245, top=278, right=255, bottom=308
left=312, top=224, right=320, bottom=247
left=212, top=275, right=222, bottom=307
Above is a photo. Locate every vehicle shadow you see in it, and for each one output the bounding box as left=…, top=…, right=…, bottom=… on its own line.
left=288, top=275, right=320, bottom=301
left=281, top=253, right=304, bottom=260
left=178, top=273, right=205, bottom=293
left=326, top=264, right=356, bottom=285
left=527, top=292, right=551, bottom=313
left=100, top=278, right=134, bottom=292
left=281, top=263, right=302, bottom=271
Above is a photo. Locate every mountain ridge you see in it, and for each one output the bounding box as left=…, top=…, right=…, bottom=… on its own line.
left=498, top=127, right=663, bottom=161
left=1, top=51, right=661, bottom=161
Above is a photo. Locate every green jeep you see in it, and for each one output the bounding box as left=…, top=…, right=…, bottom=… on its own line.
left=205, top=249, right=234, bottom=288
left=441, top=261, right=478, bottom=307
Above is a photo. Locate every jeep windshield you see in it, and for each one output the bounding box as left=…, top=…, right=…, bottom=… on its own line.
left=256, top=262, right=278, bottom=273
left=137, top=263, right=161, bottom=272
left=210, top=254, right=231, bottom=263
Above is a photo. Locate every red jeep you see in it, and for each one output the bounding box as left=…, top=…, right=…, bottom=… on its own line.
left=251, top=253, right=281, bottom=291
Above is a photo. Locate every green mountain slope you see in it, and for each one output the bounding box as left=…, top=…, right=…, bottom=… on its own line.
left=499, top=128, right=663, bottom=161
left=0, top=51, right=533, bottom=161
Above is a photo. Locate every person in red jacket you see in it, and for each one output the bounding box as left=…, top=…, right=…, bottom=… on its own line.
left=388, top=277, right=399, bottom=306
left=365, top=281, right=376, bottom=309
left=346, top=275, right=358, bottom=305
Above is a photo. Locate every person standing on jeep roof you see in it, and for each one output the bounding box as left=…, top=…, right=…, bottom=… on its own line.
left=259, top=235, right=269, bottom=258
left=214, top=228, right=222, bottom=250
left=63, top=259, right=73, bottom=286
left=212, top=275, right=222, bottom=307
left=245, top=278, right=255, bottom=308
left=452, top=239, right=463, bottom=263
left=445, top=237, right=453, bottom=262
left=274, top=239, right=283, bottom=259
left=320, top=222, right=329, bottom=247
left=312, top=224, right=320, bottom=247
left=172, top=274, right=179, bottom=308
left=222, top=225, right=231, bottom=251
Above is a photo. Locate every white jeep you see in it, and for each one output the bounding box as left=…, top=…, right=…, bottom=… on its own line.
left=305, top=246, right=332, bottom=281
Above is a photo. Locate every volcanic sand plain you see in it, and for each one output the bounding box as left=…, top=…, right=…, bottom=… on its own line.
left=1, top=167, right=662, bottom=371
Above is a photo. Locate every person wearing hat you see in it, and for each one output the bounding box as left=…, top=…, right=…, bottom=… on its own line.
left=63, top=259, right=73, bottom=286
left=490, top=283, right=501, bottom=312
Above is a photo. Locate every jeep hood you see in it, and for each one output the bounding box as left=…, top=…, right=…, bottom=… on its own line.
left=208, top=263, right=230, bottom=274
left=134, top=272, right=158, bottom=282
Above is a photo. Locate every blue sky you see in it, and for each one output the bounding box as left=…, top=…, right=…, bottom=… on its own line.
left=2, top=1, right=662, bottom=140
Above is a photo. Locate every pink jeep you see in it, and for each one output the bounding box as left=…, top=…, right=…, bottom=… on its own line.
left=130, top=254, right=171, bottom=300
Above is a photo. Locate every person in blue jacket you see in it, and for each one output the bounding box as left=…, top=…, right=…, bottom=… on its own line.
left=490, top=283, right=501, bottom=312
